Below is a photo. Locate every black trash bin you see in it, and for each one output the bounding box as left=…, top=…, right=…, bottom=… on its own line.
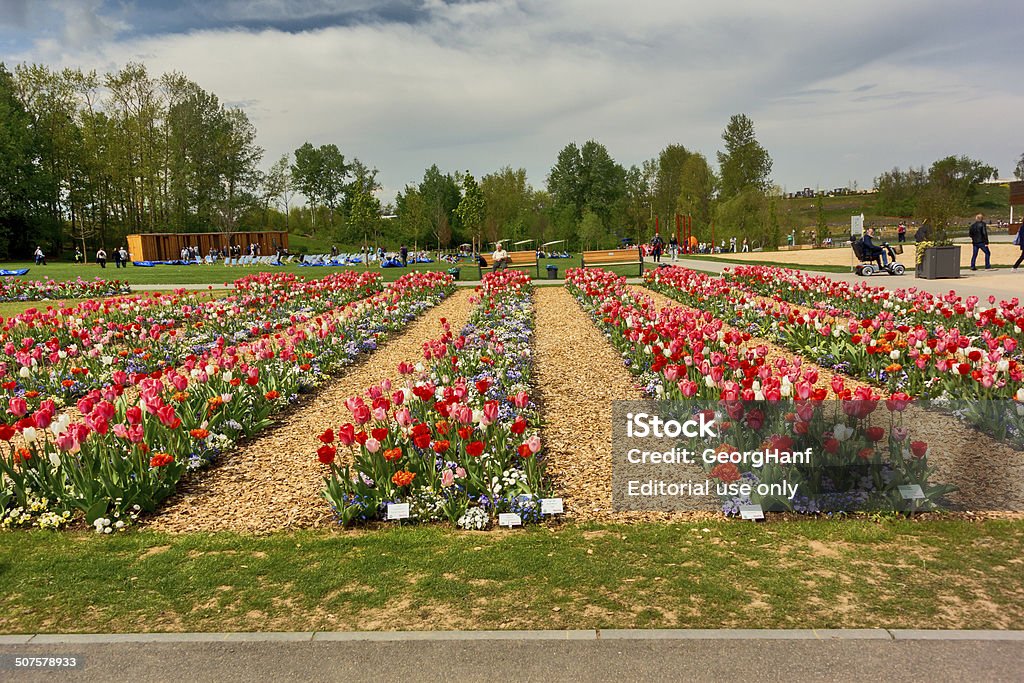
left=546, top=264, right=558, bottom=280
left=447, top=267, right=460, bottom=280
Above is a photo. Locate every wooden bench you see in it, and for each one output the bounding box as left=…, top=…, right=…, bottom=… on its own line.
left=581, top=247, right=644, bottom=275
left=478, top=250, right=539, bottom=279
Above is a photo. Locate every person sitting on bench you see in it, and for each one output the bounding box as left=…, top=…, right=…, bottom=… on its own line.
left=492, top=243, right=509, bottom=270
left=862, top=227, right=888, bottom=267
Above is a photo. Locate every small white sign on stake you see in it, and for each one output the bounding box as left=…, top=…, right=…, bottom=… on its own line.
left=498, top=513, right=522, bottom=528
left=898, top=485, right=925, bottom=500
left=851, top=213, right=865, bottom=236
left=540, top=498, right=564, bottom=515
left=386, top=503, right=411, bottom=520
left=739, top=504, right=765, bottom=521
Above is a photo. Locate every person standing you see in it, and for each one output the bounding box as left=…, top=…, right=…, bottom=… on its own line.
left=74, top=247, right=83, bottom=264
left=119, top=246, right=128, bottom=266
left=400, top=244, right=408, bottom=267
left=897, top=221, right=907, bottom=243
left=742, top=237, right=750, bottom=253
left=33, top=246, right=45, bottom=265
left=969, top=213, right=991, bottom=271
left=96, top=247, right=107, bottom=268
left=1013, top=222, right=1024, bottom=271
left=112, top=246, right=122, bottom=268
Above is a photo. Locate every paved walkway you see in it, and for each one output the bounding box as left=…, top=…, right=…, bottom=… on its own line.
left=2, top=630, right=1022, bottom=682
left=650, top=256, right=1024, bottom=302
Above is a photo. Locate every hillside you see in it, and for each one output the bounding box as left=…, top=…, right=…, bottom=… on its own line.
left=777, top=184, right=1012, bottom=234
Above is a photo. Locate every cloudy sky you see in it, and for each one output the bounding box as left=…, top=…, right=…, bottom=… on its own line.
left=2, top=0, right=1022, bottom=202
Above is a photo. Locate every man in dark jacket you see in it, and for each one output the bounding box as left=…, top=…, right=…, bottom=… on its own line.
left=862, top=227, right=888, bottom=267
left=969, top=213, right=991, bottom=270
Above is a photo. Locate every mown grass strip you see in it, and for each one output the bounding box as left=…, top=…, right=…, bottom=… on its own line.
left=1, top=519, right=1022, bottom=633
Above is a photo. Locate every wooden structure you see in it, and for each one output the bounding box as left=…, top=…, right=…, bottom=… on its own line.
left=125, top=231, right=289, bottom=262
left=1011, top=181, right=1024, bottom=228
left=478, top=250, right=539, bottom=279
left=581, top=247, right=644, bottom=275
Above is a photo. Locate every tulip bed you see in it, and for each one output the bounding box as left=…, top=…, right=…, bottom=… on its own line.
left=0, top=276, right=132, bottom=302
left=645, top=266, right=1024, bottom=443
left=0, top=271, right=455, bottom=531
left=1, top=271, right=384, bottom=404
left=566, top=267, right=954, bottom=515
left=319, top=269, right=549, bottom=529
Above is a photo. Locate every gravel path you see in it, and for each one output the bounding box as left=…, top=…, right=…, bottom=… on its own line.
left=534, top=287, right=719, bottom=523
left=148, top=289, right=478, bottom=534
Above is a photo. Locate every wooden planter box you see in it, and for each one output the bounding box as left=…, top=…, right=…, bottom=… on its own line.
left=916, top=245, right=961, bottom=279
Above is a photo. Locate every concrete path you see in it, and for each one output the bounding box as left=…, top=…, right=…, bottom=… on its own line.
left=2, top=630, right=1022, bottom=682
left=651, top=256, right=1024, bottom=302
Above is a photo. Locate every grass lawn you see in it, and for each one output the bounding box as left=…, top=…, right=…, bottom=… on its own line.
left=678, top=254, right=852, bottom=273
left=2, top=519, right=1022, bottom=633
left=0, top=256, right=644, bottom=288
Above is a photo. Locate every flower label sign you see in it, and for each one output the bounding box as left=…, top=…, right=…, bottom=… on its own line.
left=498, top=513, right=523, bottom=528
left=540, top=498, right=564, bottom=515
left=897, top=485, right=925, bottom=500
left=739, top=504, right=765, bottom=521
left=386, top=503, right=411, bottom=520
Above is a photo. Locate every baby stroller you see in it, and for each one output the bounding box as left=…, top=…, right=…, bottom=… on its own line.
left=851, top=236, right=905, bottom=276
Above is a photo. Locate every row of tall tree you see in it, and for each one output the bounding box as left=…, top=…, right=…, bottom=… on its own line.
left=2, top=57, right=786, bottom=256
left=0, top=61, right=265, bottom=258
left=382, top=114, right=775, bottom=253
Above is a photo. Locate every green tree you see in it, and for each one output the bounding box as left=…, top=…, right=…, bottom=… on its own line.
left=264, top=154, right=294, bottom=229
left=418, top=165, right=461, bottom=249
left=653, top=144, right=691, bottom=225
left=455, top=170, right=485, bottom=252
left=814, top=194, right=828, bottom=245
left=0, top=63, right=49, bottom=257
left=213, top=107, right=263, bottom=236
left=291, top=142, right=349, bottom=234
left=874, top=166, right=927, bottom=217
left=1015, top=152, right=1024, bottom=180
left=578, top=209, right=606, bottom=250
left=675, top=153, right=716, bottom=236
left=346, top=159, right=381, bottom=245
left=715, top=187, right=769, bottom=248
left=547, top=140, right=626, bottom=245
left=395, top=185, right=432, bottom=250
left=480, top=166, right=530, bottom=243
left=624, top=162, right=654, bottom=239
left=717, top=114, right=772, bottom=199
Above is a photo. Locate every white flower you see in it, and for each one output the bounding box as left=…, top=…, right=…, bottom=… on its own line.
left=890, top=350, right=900, bottom=360
left=19, top=366, right=30, bottom=378
left=833, top=424, right=855, bottom=441
left=22, top=427, right=37, bottom=443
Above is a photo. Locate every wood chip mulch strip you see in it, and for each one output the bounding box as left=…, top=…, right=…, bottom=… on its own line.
left=534, top=287, right=719, bottom=524
left=147, top=289, right=478, bottom=534
left=635, top=285, right=1024, bottom=514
